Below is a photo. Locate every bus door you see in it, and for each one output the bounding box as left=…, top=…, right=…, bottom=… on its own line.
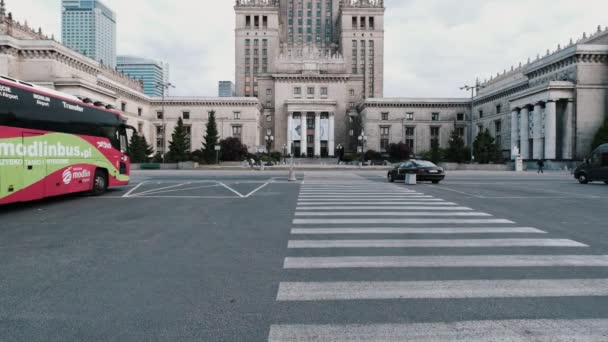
left=22, top=132, right=46, bottom=201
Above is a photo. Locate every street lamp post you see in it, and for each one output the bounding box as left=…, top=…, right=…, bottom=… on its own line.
left=282, top=144, right=288, bottom=164
left=460, top=82, right=484, bottom=162
left=155, top=81, right=175, bottom=162
left=358, top=132, right=368, bottom=165
left=336, top=144, right=343, bottom=162
left=265, top=134, right=274, bottom=154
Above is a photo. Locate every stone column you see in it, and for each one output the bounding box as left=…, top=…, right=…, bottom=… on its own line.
left=300, top=113, right=307, bottom=157
left=563, top=99, right=574, bottom=160
left=287, top=112, right=293, bottom=155
left=519, top=106, right=530, bottom=159
left=533, top=103, right=544, bottom=160
left=328, top=113, right=335, bottom=157
left=510, top=109, right=519, bottom=160
left=545, top=100, right=557, bottom=160
left=314, top=112, right=321, bottom=157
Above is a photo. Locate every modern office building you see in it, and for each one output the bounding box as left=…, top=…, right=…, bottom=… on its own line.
left=61, top=0, right=116, bottom=67
left=117, top=56, right=170, bottom=97
left=219, top=81, right=236, bottom=97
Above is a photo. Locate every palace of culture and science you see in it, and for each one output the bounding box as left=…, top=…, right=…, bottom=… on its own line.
left=1, top=0, right=608, bottom=164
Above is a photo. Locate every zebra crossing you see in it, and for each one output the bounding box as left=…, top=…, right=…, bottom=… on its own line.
left=268, top=175, right=608, bottom=341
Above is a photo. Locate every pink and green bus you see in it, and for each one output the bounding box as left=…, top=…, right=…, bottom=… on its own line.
left=0, top=76, right=132, bottom=205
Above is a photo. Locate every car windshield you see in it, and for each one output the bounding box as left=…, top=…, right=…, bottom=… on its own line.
left=415, top=161, right=438, bottom=167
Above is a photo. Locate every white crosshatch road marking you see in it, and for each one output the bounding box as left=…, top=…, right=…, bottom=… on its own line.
left=289, top=227, right=546, bottom=235
left=276, top=278, right=608, bottom=301
left=287, top=238, right=588, bottom=249
left=269, top=176, right=602, bottom=342
left=283, top=255, right=608, bottom=269
left=294, top=211, right=490, bottom=217
left=268, top=319, right=608, bottom=342
left=293, top=218, right=515, bottom=224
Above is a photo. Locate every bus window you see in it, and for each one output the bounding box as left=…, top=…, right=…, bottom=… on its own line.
left=602, top=152, right=608, bottom=167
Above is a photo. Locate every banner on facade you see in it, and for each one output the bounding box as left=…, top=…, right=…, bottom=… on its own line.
left=320, top=118, right=329, bottom=141
left=292, top=117, right=302, bottom=140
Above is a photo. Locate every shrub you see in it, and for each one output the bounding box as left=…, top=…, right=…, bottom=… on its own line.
left=387, top=142, right=412, bottom=162
left=364, top=149, right=383, bottom=161
left=219, top=137, right=248, bottom=161
left=473, top=129, right=502, bottom=164
left=444, top=130, right=469, bottom=163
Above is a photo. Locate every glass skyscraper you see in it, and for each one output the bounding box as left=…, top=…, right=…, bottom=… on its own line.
left=218, top=81, right=235, bottom=97
left=116, top=56, right=169, bottom=97
left=61, top=0, right=117, bottom=67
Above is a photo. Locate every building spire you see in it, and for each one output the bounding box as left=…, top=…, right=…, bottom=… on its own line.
left=0, top=0, right=6, bottom=17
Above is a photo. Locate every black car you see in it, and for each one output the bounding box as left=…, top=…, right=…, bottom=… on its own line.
left=387, top=160, right=445, bottom=184
left=574, top=143, right=608, bottom=184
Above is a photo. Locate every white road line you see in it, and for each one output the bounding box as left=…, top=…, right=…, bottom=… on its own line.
left=134, top=184, right=221, bottom=196
left=298, top=196, right=434, bottom=199
left=289, top=227, right=546, bottom=235
left=283, top=255, right=608, bottom=269
left=244, top=182, right=269, bottom=197
left=276, top=278, right=608, bottom=301
left=297, top=202, right=457, bottom=205
left=122, top=182, right=146, bottom=198
left=427, top=185, right=484, bottom=198
left=268, top=319, right=608, bottom=341
left=297, top=200, right=448, bottom=204
left=218, top=182, right=245, bottom=198
left=295, top=206, right=473, bottom=211
left=293, top=218, right=515, bottom=225
left=287, top=239, right=588, bottom=249
left=130, top=182, right=191, bottom=197
left=294, top=212, right=492, bottom=217
left=299, top=190, right=417, bottom=193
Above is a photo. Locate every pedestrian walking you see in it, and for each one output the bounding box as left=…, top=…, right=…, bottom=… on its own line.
left=537, top=159, right=545, bottom=174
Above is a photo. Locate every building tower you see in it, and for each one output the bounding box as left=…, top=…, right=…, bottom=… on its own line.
left=234, top=0, right=281, bottom=97
left=339, top=0, right=385, bottom=98
left=61, top=0, right=117, bottom=67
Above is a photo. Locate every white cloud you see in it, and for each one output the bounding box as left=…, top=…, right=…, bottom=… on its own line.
left=5, top=0, right=608, bottom=97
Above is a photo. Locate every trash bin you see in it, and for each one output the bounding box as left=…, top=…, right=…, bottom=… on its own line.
left=405, top=173, right=417, bottom=185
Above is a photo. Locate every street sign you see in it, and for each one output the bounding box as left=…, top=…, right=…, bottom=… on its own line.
left=215, top=146, right=221, bottom=151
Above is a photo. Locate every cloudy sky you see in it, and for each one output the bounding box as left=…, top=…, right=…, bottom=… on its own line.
left=6, top=0, right=608, bottom=97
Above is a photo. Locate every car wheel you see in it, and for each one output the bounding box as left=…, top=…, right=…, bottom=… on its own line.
left=388, top=173, right=394, bottom=183
left=90, top=169, right=108, bottom=196
left=578, top=173, right=589, bottom=184
left=432, top=180, right=441, bottom=184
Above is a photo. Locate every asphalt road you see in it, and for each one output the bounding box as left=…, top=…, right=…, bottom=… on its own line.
left=0, top=170, right=607, bottom=341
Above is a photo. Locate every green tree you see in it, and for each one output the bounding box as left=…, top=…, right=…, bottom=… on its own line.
left=445, top=130, right=469, bottom=163
left=140, top=135, right=154, bottom=162
left=167, top=117, right=190, bottom=162
left=219, top=137, right=248, bottom=161
left=203, top=110, right=219, bottom=163
left=591, top=117, right=608, bottom=150
left=387, top=142, right=412, bottom=162
left=429, top=139, right=443, bottom=164
left=473, top=129, right=502, bottom=164
left=127, top=133, right=143, bottom=162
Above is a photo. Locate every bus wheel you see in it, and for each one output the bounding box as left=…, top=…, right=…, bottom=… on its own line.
left=91, top=169, right=108, bottom=196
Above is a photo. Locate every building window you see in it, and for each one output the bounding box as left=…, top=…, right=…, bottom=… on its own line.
left=266, top=115, right=272, bottom=122
left=457, top=113, right=464, bottom=121
left=307, top=115, right=315, bottom=129
left=496, top=104, right=502, bottom=114
left=155, top=125, right=165, bottom=149
left=232, top=125, right=242, bottom=139
left=350, top=89, right=355, bottom=97
left=294, top=87, right=302, bottom=97
left=137, top=122, right=144, bottom=134
left=430, top=127, right=440, bottom=147
left=432, top=113, right=440, bottom=121
left=182, top=111, right=190, bottom=120
left=266, top=88, right=272, bottom=96
left=381, top=112, right=389, bottom=121
left=320, top=87, right=328, bottom=97
left=121, top=102, right=127, bottom=112
left=406, top=112, right=414, bottom=121
left=405, top=127, right=415, bottom=149
left=380, top=126, right=390, bottom=151
left=307, top=87, right=315, bottom=97
left=495, top=120, right=502, bottom=146
left=156, top=111, right=163, bottom=119
left=138, top=108, right=142, bottom=117
left=266, top=128, right=273, bottom=136
left=457, top=127, right=465, bottom=138
left=479, top=110, right=484, bottom=119
left=234, top=111, right=241, bottom=120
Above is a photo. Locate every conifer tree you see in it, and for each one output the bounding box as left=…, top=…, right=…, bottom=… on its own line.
left=167, top=117, right=190, bottom=162
left=203, top=110, right=219, bottom=163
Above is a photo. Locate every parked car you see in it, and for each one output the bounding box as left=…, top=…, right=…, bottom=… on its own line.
left=387, top=160, right=445, bottom=184
left=574, top=143, right=608, bottom=184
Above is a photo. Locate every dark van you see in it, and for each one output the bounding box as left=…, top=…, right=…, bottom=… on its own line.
left=574, top=144, right=608, bottom=184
